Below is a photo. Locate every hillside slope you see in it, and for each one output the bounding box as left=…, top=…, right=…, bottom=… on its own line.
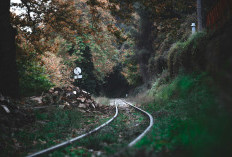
left=129, top=18, right=232, bottom=157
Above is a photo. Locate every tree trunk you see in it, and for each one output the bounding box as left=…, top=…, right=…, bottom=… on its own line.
left=0, top=0, right=19, bottom=98
left=197, top=0, right=203, bottom=31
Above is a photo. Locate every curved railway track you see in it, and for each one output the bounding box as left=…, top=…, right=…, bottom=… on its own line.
left=27, top=99, right=153, bottom=157
left=122, top=100, right=154, bottom=147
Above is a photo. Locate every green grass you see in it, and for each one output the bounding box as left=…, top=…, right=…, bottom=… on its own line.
left=1, top=108, right=112, bottom=157
left=47, top=108, right=147, bottom=157
left=134, top=73, right=232, bottom=157
left=44, top=113, right=124, bottom=157
left=3, top=73, right=231, bottom=157
left=71, top=112, right=128, bottom=153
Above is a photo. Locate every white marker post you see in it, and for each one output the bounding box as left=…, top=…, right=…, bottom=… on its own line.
left=73, top=67, right=82, bottom=94
left=191, top=23, right=196, bottom=34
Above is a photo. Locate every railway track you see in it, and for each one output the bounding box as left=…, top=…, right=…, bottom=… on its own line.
left=27, top=99, right=153, bottom=157
left=122, top=100, right=154, bottom=147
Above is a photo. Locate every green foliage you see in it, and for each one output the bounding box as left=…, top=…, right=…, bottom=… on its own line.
left=17, top=57, right=54, bottom=96
left=123, top=60, right=142, bottom=86
left=121, top=40, right=143, bottom=86
left=69, top=34, right=120, bottom=94
left=137, top=73, right=232, bottom=157
left=73, top=44, right=98, bottom=94
left=168, top=32, right=207, bottom=76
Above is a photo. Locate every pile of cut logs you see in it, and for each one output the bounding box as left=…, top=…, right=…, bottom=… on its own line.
left=40, top=86, right=101, bottom=110
left=0, top=86, right=104, bottom=133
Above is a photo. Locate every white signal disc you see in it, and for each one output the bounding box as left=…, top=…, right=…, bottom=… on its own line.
left=74, top=67, right=81, bottom=74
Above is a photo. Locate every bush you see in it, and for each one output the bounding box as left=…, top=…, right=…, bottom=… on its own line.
left=17, top=59, right=54, bottom=96
left=168, top=32, right=207, bottom=77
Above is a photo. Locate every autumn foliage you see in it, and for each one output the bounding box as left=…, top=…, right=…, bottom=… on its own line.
left=11, top=0, right=128, bottom=94
left=9, top=0, right=200, bottom=95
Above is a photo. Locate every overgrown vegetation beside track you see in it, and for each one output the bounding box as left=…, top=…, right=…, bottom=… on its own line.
left=1, top=107, right=114, bottom=157
left=130, top=73, right=232, bottom=157
left=124, top=19, right=232, bottom=157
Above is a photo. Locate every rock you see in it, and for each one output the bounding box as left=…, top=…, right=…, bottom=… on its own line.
left=90, top=103, right=96, bottom=109
left=63, top=102, right=72, bottom=109
left=64, top=102, right=70, bottom=106
left=86, top=99, right=93, bottom=104
left=58, top=105, right=65, bottom=109
left=78, top=103, right=87, bottom=108
left=67, top=93, right=76, bottom=99
left=30, top=96, right=43, bottom=104
left=77, top=97, right=85, bottom=103
left=49, top=88, right=54, bottom=93
left=66, top=93, right=71, bottom=97
left=94, top=103, right=98, bottom=108
left=67, top=86, right=72, bottom=91
left=85, top=103, right=90, bottom=108
left=78, top=109, right=86, bottom=113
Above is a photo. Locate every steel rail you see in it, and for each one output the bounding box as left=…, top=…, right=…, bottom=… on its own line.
left=121, top=100, right=154, bottom=147
left=27, top=104, right=118, bottom=157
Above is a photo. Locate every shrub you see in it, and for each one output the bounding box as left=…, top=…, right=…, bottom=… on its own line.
left=17, top=59, right=54, bottom=96
left=168, top=32, right=207, bottom=77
